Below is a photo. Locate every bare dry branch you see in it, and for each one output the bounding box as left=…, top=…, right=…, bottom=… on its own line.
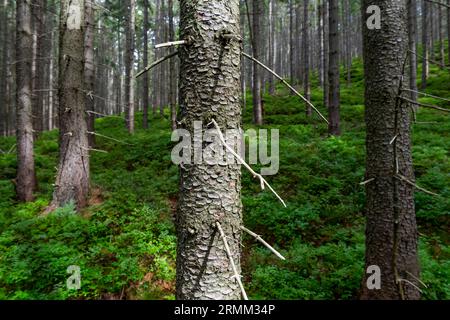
left=242, top=52, right=329, bottom=124
left=425, top=0, right=450, bottom=9
left=87, top=131, right=134, bottom=146
left=155, top=40, right=186, bottom=49
left=400, top=97, right=450, bottom=113
left=241, top=226, right=285, bottom=260
left=395, top=174, right=439, bottom=196
left=216, top=222, right=248, bottom=300
left=402, top=88, right=450, bottom=103
left=136, top=51, right=179, bottom=78
left=210, top=119, right=287, bottom=207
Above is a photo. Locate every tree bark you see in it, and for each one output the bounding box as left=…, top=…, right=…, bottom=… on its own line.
left=323, top=0, right=329, bottom=109
left=268, top=0, right=275, bottom=95
left=16, top=0, right=36, bottom=201
left=125, top=0, right=135, bottom=133
left=408, top=0, right=418, bottom=103
left=177, top=0, right=243, bottom=300
left=252, top=0, right=263, bottom=125
left=328, top=0, right=340, bottom=136
left=303, top=0, right=311, bottom=116
left=142, top=0, right=149, bottom=129
left=168, top=0, right=177, bottom=131
left=0, top=0, right=8, bottom=136
left=53, top=0, right=89, bottom=211
left=361, top=0, right=420, bottom=300
left=421, top=0, right=429, bottom=89
left=85, top=0, right=95, bottom=147
left=448, top=0, right=450, bottom=65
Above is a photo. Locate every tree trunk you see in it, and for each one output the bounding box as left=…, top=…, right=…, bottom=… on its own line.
left=303, top=0, right=311, bottom=116
left=0, top=0, right=8, bottom=136
left=85, top=0, right=95, bottom=147
left=328, top=0, right=340, bottom=136
left=168, top=0, right=177, bottom=131
left=16, top=0, right=36, bottom=201
left=177, top=0, right=243, bottom=300
left=142, top=0, right=149, bottom=129
left=52, top=0, right=89, bottom=211
left=268, top=0, right=275, bottom=95
left=421, top=0, right=428, bottom=89
left=448, top=0, right=450, bottom=65
left=125, top=0, right=135, bottom=133
left=323, top=0, right=329, bottom=109
left=252, top=0, right=263, bottom=125
left=408, top=0, right=418, bottom=103
left=438, top=4, right=445, bottom=67
left=361, top=0, right=420, bottom=300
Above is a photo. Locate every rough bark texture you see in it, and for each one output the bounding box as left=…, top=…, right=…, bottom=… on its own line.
left=168, top=0, right=177, bottom=131
left=407, top=0, right=418, bottom=102
left=16, top=0, right=36, bottom=202
left=303, top=0, right=311, bottom=116
left=177, top=0, right=243, bottom=300
left=421, top=0, right=428, bottom=89
left=85, top=0, right=95, bottom=147
left=252, top=0, right=263, bottom=125
left=323, top=0, right=329, bottom=109
left=125, top=0, right=135, bottom=133
left=0, top=0, right=8, bottom=136
left=361, top=0, right=420, bottom=300
left=268, top=0, right=275, bottom=95
left=448, top=0, right=450, bottom=65
left=53, top=0, right=90, bottom=211
left=142, top=0, right=149, bottom=129
left=328, top=0, right=340, bottom=136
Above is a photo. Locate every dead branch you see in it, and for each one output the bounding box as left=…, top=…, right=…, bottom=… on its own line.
left=408, top=49, right=449, bottom=70
left=210, top=119, right=287, bottom=207
left=87, top=131, right=134, bottom=146
left=155, top=40, right=186, bottom=49
left=395, top=174, right=439, bottom=196
left=400, top=97, right=450, bottom=113
left=242, top=52, right=329, bottom=124
left=241, top=226, right=285, bottom=260
left=136, top=51, right=179, bottom=78
left=425, top=0, right=450, bottom=9
left=402, top=88, right=450, bottom=103
left=216, top=222, right=248, bottom=300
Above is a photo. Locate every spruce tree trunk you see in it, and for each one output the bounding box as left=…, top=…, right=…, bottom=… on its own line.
left=323, top=0, right=329, bottom=109
left=448, top=0, right=450, bottom=65
left=361, top=0, right=420, bottom=300
left=53, top=0, right=89, bottom=210
left=142, top=0, right=149, bottom=129
left=85, top=0, right=95, bottom=147
left=16, top=0, right=36, bottom=202
left=0, top=0, right=8, bottom=136
left=421, top=0, right=428, bottom=89
left=32, top=0, right=45, bottom=137
left=252, top=0, right=263, bottom=125
left=177, top=0, right=243, bottom=300
left=303, top=0, right=311, bottom=116
left=125, top=0, right=135, bottom=133
left=328, top=0, right=340, bottom=136
left=408, top=0, right=418, bottom=103
left=268, top=0, right=275, bottom=95
left=168, top=0, right=177, bottom=131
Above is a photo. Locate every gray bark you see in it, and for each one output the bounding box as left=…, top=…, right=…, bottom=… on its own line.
left=16, top=0, right=36, bottom=201
left=53, top=0, right=90, bottom=211
left=408, top=0, right=418, bottom=102
left=252, top=0, right=263, bottom=125
left=125, top=0, right=135, bottom=133
left=361, top=0, right=420, bottom=300
left=143, top=0, right=149, bottom=129
left=421, top=0, right=429, bottom=89
left=85, top=0, right=95, bottom=147
left=328, top=0, right=340, bottom=135
left=177, top=0, right=243, bottom=300
left=303, top=0, right=311, bottom=116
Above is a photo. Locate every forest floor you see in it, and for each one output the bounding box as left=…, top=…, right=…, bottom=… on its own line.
left=0, top=59, right=449, bottom=300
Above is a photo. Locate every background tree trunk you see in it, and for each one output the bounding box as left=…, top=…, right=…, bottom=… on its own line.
left=407, top=0, right=418, bottom=103
left=323, top=0, right=329, bottom=110
left=125, top=0, right=135, bottom=133
left=142, top=0, right=149, bottom=129
left=85, top=0, right=95, bottom=147
left=168, top=0, right=177, bottom=131
left=53, top=0, right=90, bottom=211
left=252, top=0, right=263, bottom=125
left=361, top=0, right=420, bottom=300
left=328, top=0, right=340, bottom=136
left=177, top=0, right=243, bottom=300
left=16, top=0, right=36, bottom=201
left=421, top=0, right=428, bottom=89
left=303, top=0, right=311, bottom=116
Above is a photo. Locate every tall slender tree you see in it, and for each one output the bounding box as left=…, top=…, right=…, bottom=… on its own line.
left=125, top=0, right=135, bottom=133
left=16, top=0, right=36, bottom=201
left=328, top=0, right=340, bottom=135
left=252, top=0, right=263, bottom=125
left=177, top=0, right=244, bottom=300
left=85, top=0, right=95, bottom=147
left=361, top=0, right=420, bottom=300
left=421, top=0, right=429, bottom=89
left=142, top=0, right=150, bottom=129
left=303, top=0, right=311, bottom=116
left=52, top=0, right=90, bottom=211
left=407, top=0, right=418, bottom=103
left=168, top=0, right=177, bottom=130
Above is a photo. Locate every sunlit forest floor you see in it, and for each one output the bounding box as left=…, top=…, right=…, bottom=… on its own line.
left=0, top=59, right=449, bottom=300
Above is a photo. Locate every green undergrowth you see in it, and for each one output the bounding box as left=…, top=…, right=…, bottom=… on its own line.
left=0, top=58, right=449, bottom=300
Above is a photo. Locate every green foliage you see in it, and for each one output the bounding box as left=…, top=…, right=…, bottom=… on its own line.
left=0, top=57, right=448, bottom=300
